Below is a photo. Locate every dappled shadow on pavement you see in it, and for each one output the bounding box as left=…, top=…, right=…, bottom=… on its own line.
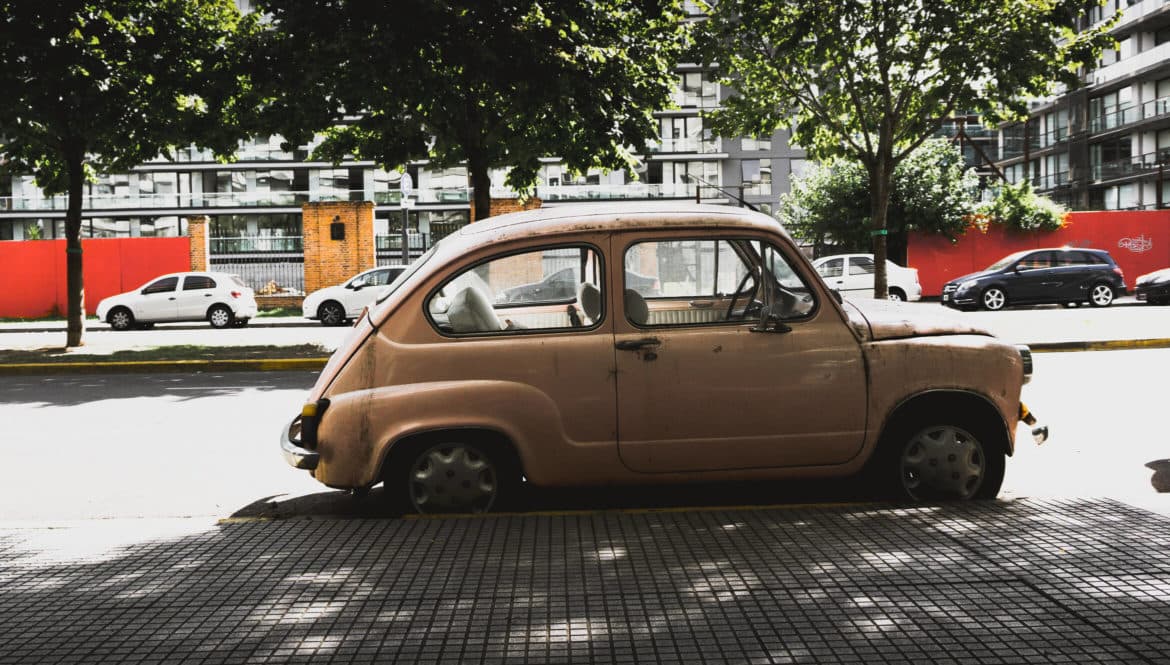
left=2, top=498, right=1169, bottom=663
left=0, top=370, right=316, bottom=408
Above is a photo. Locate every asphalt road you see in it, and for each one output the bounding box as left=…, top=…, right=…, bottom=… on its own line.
left=1, top=349, right=1167, bottom=523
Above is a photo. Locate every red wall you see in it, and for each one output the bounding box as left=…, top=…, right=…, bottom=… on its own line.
left=0, top=237, right=190, bottom=318
left=907, top=210, right=1170, bottom=296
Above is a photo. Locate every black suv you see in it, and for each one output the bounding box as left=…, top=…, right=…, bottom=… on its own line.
left=941, top=247, right=1126, bottom=311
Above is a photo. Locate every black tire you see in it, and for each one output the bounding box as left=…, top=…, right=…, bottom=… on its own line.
left=108, top=307, right=134, bottom=331
left=870, top=408, right=1005, bottom=501
left=382, top=436, right=520, bottom=515
left=980, top=286, right=1007, bottom=311
left=887, top=288, right=906, bottom=302
left=1088, top=283, right=1114, bottom=307
left=207, top=304, right=234, bottom=329
left=318, top=301, right=347, bottom=327
left=231, top=318, right=250, bottom=328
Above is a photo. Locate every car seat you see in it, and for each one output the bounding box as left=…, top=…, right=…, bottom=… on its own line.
left=624, top=289, right=649, bottom=326
left=447, top=286, right=504, bottom=333
left=577, top=282, right=602, bottom=324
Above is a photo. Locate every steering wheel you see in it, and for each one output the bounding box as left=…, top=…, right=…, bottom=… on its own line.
left=724, top=272, right=754, bottom=321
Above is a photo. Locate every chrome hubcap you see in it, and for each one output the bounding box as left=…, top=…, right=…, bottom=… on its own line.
left=983, top=289, right=1005, bottom=310
left=409, top=444, right=497, bottom=513
left=887, top=292, right=904, bottom=301
left=1092, top=285, right=1112, bottom=305
left=900, top=425, right=985, bottom=499
left=210, top=309, right=230, bottom=327
left=111, top=311, right=130, bottom=329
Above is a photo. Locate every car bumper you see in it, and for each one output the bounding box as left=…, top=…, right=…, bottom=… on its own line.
left=234, top=302, right=259, bottom=319
left=1135, top=282, right=1170, bottom=301
left=280, top=417, right=319, bottom=470
left=940, top=291, right=976, bottom=308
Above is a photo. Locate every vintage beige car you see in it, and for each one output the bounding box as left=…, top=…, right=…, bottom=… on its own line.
left=282, top=203, right=1044, bottom=513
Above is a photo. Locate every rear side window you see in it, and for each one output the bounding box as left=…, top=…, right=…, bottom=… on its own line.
left=1017, top=252, right=1054, bottom=270
left=183, top=276, right=216, bottom=290
left=817, top=258, right=844, bottom=279
left=848, top=256, right=875, bottom=275
left=143, top=277, right=179, bottom=294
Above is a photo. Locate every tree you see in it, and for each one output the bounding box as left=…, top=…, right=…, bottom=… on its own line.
left=782, top=140, right=979, bottom=261
left=697, top=0, right=1113, bottom=298
left=981, top=180, right=1066, bottom=232
left=0, top=1, right=253, bottom=347
left=252, top=0, right=691, bottom=221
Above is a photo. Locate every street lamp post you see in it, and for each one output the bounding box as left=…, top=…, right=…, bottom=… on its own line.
left=400, top=172, right=413, bottom=265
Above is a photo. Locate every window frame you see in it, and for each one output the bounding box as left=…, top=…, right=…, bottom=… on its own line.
left=142, top=276, right=179, bottom=295
left=424, top=242, right=607, bottom=339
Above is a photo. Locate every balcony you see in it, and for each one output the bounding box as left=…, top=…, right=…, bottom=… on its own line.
left=644, top=137, right=722, bottom=154
left=209, top=236, right=303, bottom=253
left=535, top=183, right=699, bottom=201
left=1091, top=150, right=1170, bottom=183
left=1090, top=104, right=1140, bottom=133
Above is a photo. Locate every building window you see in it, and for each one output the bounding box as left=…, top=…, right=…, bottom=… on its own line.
left=742, top=159, right=772, bottom=196
left=742, top=136, right=772, bottom=151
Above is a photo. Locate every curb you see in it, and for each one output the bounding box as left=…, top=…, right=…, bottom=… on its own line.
left=0, top=357, right=328, bottom=376
left=2, top=338, right=1169, bottom=375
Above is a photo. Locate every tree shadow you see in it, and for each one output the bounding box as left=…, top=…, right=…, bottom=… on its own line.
left=3, top=498, right=1168, bottom=662
left=0, top=370, right=316, bottom=408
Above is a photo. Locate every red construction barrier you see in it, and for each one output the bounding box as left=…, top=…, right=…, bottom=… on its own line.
left=907, top=210, right=1170, bottom=296
left=0, top=237, right=190, bottom=318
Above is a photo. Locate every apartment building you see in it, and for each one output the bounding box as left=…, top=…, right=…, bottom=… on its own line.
left=995, top=0, right=1170, bottom=211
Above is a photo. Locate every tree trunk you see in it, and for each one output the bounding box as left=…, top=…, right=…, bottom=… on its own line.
left=869, top=160, right=893, bottom=300
left=64, top=144, right=86, bottom=348
left=469, top=155, right=491, bottom=222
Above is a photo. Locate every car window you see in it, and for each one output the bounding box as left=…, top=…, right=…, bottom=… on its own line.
left=228, top=275, right=248, bottom=288
left=622, top=237, right=814, bottom=327
left=142, top=277, right=179, bottom=294
left=429, top=245, right=603, bottom=334
left=848, top=256, right=875, bottom=275
left=182, top=275, right=216, bottom=291
left=1016, top=252, right=1054, bottom=270
left=375, top=244, right=441, bottom=306
left=817, top=258, right=844, bottom=279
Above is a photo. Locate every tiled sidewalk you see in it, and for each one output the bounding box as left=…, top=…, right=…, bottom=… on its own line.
left=2, top=498, right=1168, bottom=663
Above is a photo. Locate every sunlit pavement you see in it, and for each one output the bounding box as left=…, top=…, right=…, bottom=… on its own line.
left=1, top=498, right=1168, bottom=663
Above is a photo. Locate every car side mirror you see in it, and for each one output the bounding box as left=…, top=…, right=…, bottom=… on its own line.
left=352, top=284, right=364, bottom=291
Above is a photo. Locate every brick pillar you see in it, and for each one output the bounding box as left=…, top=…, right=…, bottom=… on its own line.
left=470, top=197, right=542, bottom=222
left=187, top=215, right=209, bottom=271
left=302, top=201, right=375, bottom=295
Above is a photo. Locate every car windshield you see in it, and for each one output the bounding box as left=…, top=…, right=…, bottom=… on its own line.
left=985, top=250, right=1031, bottom=271
left=374, top=242, right=443, bottom=306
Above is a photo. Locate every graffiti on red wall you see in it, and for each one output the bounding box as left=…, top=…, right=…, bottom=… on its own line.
left=907, top=210, right=1170, bottom=297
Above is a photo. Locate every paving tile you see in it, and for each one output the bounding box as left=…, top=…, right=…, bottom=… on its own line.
left=0, top=499, right=1167, bottom=663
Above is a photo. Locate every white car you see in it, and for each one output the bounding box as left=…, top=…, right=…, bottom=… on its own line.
left=302, top=266, right=407, bottom=326
left=812, top=253, right=923, bottom=301
left=96, top=271, right=258, bottom=330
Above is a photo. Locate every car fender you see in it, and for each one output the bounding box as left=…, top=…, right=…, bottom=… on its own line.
left=312, top=379, right=623, bottom=489
left=862, top=335, right=1024, bottom=456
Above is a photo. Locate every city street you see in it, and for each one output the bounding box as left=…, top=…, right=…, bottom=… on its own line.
left=1, top=348, right=1167, bottom=522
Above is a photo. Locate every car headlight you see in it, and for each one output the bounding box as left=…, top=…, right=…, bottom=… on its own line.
left=957, top=279, right=979, bottom=293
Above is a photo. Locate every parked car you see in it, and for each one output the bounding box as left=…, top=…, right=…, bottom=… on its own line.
left=1134, top=266, right=1170, bottom=305
left=96, top=271, right=256, bottom=330
left=497, top=267, right=660, bottom=304
left=302, top=266, right=407, bottom=326
left=941, top=247, right=1126, bottom=311
left=812, top=254, right=922, bottom=301
left=281, top=203, right=1041, bottom=514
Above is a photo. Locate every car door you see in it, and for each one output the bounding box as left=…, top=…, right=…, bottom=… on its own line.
left=135, top=276, right=180, bottom=321
left=1006, top=251, right=1056, bottom=303
left=1051, top=251, right=1101, bottom=300
left=815, top=257, right=847, bottom=295
left=175, top=275, right=218, bottom=320
left=843, top=256, right=877, bottom=297
left=346, top=269, right=391, bottom=317
left=613, top=232, right=868, bottom=473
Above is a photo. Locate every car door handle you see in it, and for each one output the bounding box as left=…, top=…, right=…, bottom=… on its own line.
left=615, top=337, right=661, bottom=351
left=205, top=293, right=212, bottom=297
left=168, top=297, right=176, bottom=300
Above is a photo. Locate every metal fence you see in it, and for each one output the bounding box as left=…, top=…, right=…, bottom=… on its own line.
left=375, top=233, right=428, bottom=266
left=210, top=254, right=305, bottom=295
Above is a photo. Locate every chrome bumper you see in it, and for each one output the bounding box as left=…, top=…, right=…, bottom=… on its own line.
left=280, top=417, right=319, bottom=470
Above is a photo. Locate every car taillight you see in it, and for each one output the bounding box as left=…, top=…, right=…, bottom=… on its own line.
left=230, top=290, right=242, bottom=298
left=1113, top=266, right=1124, bottom=278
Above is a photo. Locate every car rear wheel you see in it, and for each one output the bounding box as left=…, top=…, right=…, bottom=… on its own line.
left=980, top=287, right=1007, bottom=311
left=887, top=288, right=906, bottom=302
left=874, top=412, right=1005, bottom=501
left=1089, top=283, right=1114, bottom=307
left=385, top=439, right=519, bottom=515
left=318, top=301, right=346, bottom=326
left=208, top=304, right=234, bottom=329
left=108, top=307, right=134, bottom=331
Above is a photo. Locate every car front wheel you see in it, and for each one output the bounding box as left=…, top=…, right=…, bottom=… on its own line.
left=1089, top=283, right=1115, bottom=307
left=981, top=287, right=1007, bottom=311
left=385, top=439, right=519, bottom=515
left=108, top=307, right=134, bottom=331
left=208, top=304, right=234, bottom=329
left=874, top=412, right=1005, bottom=501
left=318, top=301, right=346, bottom=326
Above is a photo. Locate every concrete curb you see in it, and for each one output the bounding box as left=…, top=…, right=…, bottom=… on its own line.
left=2, top=337, right=1169, bottom=375
left=0, top=357, right=328, bottom=375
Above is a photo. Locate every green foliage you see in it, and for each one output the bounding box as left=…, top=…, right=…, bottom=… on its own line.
left=251, top=0, right=691, bottom=219
left=696, top=0, right=1114, bottom=294
left=782, top=140, right=978, bottom=253
left=981, top=181, right=1066, bottom=232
